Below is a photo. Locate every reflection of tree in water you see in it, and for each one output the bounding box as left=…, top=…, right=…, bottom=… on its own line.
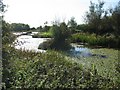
left=69, top=44, right=107, bottom=58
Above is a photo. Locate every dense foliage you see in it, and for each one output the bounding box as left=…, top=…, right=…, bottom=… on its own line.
left=84, top=0, right=120, bottom=37
left=11, top=23, right=30, bottom=32
left=71, top=33, right=119, bottom=48
left=2, top=21, right=16, bottom=44
left=1, top=0, right=120, bottom=89
left=69, top=1, right=120, bottom=49
left=1, top=1, right=16, bottom=88
left=32, top=32, right=52, bottom=38
left=2, top=48, right=120, bottom=89
left=2, top=20, right=16, bottom=89
left=68, top=17, right=77, bottom=33
left=39, top=22, right=71, bottom=50
left=37, top=1, right=120, bottom=49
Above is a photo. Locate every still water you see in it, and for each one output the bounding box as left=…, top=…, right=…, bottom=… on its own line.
left=13, top=32, right=92, bottom=57
left=69, top=44, right=92, bottom=57
left=13, top=35, right=48, bottom=52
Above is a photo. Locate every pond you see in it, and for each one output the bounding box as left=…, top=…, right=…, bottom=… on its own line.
left=68, top=44, right=92, bottom=57
left=13, top=34, right=48, bottom=52
left=68, top=44, right=107, bottom=58
left=13, top=32, right=107, bottom=58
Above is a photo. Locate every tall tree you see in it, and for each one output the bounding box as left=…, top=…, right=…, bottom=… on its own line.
left=85, top=0, right=105, bottom=35
left=43, top=25, right=50, bottom=32
left=37, top=26, right=43, bottom=32
left=49, top=22, right=71, bottom=50
left=112, top=1, right=120, bottom=37
left=1, top=0, right=15, bottom=88
left=0, top=0, right=6, bottom=15
left=11, top=23, right=30, bottom=32
left=100, top=10, right=113, bottom=35
left=68, top=17, right=77, bottom=33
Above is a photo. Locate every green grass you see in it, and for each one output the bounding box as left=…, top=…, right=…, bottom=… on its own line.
left=3, top=32, right=119, bottom=89
left=3, top=46, right=120, bottom=89
left=71, top=33, right=119, bottom=48
left=67, top=48, right=119, bottom=82
left=32, top=32, right=52, bottom=38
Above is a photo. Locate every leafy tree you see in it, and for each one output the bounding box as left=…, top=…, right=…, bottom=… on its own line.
left=0, top=0, right=6, bottom=14
left=111, top=1, right=120, bottom=37
left=68, top=17, right=77, bottom=33
left=11, top=23, right=30, bottom=32
left=97, top=9, right=113, bottom=35
left=50, top=24, right=61, bottom=41
left=43, top=25, right=50, bottom=32
left=43, top=22, right=71, bottom=50
left=2, top=21, right=14, bottom=44
left=30, top=27, right=36, bottom=30
left=1, top=1, right=16, bottom=89
left=85, top=0, right=120, bottom=37
left=76, top=24, right=89, bottom=32
left=85, top=0, right=105, bottom=35
left=37, top=26, right=43, bottom=32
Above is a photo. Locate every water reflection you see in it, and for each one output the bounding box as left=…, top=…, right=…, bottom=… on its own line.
left=13, top=32, right=107, bottom=58
left=69, top=44, right=92, bottom=57
left=69, top=44, right=107, bottom=58
left=13, top=35, right=47, bottom=52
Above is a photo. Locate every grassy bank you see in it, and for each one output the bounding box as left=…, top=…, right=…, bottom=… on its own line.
left=2, top=46, right=120, bottom=89
left=32, top=32, right=52, bottom=38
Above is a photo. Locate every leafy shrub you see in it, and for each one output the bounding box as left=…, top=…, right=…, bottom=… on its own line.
left=38, top=39, right=53, bottom=50
left=71, top=33, right=119, bottom=48
left=32, top=32, right=52, bottom=38
left=38, top=22, right=71, bottom=51
left=2, top=21, right=16, bottom=89
left=3, top=48, right=118, bottom=89
left=38, top=39, right=71, bottom=51
left=32, top=34, right=40, bottom=38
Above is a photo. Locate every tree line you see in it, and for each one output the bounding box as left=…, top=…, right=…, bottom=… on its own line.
left=84, top=0, right=120, bottom=37
left=36, top=0, right=120, bottom=38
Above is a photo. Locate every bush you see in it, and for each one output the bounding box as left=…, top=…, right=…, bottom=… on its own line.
left=38, top=39, right=71, bottom=51
left=71, top=33, right=119, bottom=48
left=3, top=48, right=118, bottom=89
left=38, top=22, right=71, bottom=51
left=38, top=39, right=53, bottom=50
left=2, top=21, right=16, bottom=89
left=32, top=32, right=52, bottom=38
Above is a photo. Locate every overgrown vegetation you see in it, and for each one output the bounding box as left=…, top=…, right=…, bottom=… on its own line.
left=84, top=1, right=120, bottom=37
left=11, top=23, right=30, bottom=32
left=38, top=22, right=71, bottom=50
left=2, top=47, right=120, bottom=89
left=32, top=32, right=52, bottom=38
left=71, top=33, right=119, bottom=48
left=71, top=0, right=120, bottom=48
left=1, top=0, right=120, bottom=89
left=36, top=0, right=120, bottom=49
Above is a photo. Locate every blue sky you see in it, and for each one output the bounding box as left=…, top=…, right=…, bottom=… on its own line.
left=4, top=0, right=119, bottom=27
